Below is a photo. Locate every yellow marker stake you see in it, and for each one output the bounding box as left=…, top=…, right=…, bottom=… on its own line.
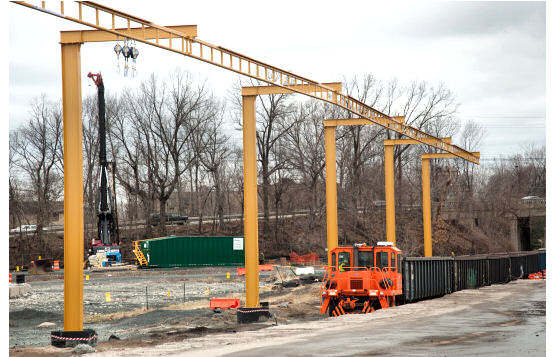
left=206, top=288, right=210, bottom=296
left=16, top=266, right=19, bottom=272
left=39, top=256, right=42, bottom=260
left=226, top=272, right=230, bottom=279
left=105, top=292, right=111, bottom=302
left=86, top=275, right=89, bottom=281
left=168, top=289, right=171, bottom=297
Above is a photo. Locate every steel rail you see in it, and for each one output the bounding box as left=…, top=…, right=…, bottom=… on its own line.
left=13, top=0, right=479, bottom=164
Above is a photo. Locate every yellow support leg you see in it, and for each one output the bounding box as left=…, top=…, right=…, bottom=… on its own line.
left=324, top=126, right=338, bottom=265
left=422, top=158, right=432, bottom=257
left=384, top=145, right=396, bottom=245
left=242, top=95, right=259, bottom=308
left=61, top=43, right=84, bottom=331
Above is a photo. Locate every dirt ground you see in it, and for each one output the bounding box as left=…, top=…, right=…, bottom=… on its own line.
left=9, top=266, right=324, bottom=356
left=12, top=268, right=545, bottom=356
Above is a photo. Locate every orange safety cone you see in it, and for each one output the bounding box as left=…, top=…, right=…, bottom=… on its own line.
left=53, top=260, right=60, bottom=271
left=9, top=273, right=12, bottom=283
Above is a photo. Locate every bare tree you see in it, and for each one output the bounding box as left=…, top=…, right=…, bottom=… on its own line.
left=9, top=132, right=27, bottom=230
left=340, top=75, right=385, bottom=210
left=10, top=95, right=64, bottom=238
left=109, top=89, right=156, bottom=237
left=229, top=78, right=298, bottom=236
left=283, top=99, right=328, bottom=228
left=82, top=94, right=101, bottom=240
left=111, top=71, right=208, bottom=235
left=192, top=102, right=231, bottom=231
left=455, top=119, right=485, bottom=192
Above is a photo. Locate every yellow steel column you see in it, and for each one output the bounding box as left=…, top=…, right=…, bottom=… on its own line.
left=242, top=95, right=259, bottom=308
left=61, top=43, right=84, bottom=331
left=324, top=126, right=338, bottom=265
left=384, top=145, right=396, bottom=245
left=422, top=158, right=432, bottom=257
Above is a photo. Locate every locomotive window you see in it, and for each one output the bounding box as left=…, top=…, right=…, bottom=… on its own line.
left=398, top=254, right=401, bottom=271
left=331, top=252, right=336, bottom=271
left=391, top=253, right=396, bottom=270
left=338, top=252, right=350, bottom=270
left=358, top=251, right=373, bottom=268
left=377, top=252, right=389, bottom=268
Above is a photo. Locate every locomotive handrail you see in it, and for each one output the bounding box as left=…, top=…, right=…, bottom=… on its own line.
left=320, top=267, right=331, bottom=296
left=368, top=267, right=396, bottom=291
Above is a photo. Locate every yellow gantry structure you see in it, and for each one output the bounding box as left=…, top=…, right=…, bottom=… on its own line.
left=421, top=152, right=480, bottom=256
left=383, top=138, right=452, bottom=246
left=11, top=0, right=481, bottom=328
left=323, top=117, right=405, bottom=264
left=242, top=84, right=343, bottom=302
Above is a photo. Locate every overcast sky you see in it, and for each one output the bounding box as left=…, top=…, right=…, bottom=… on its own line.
left=6, top=1, right=546, bottom=159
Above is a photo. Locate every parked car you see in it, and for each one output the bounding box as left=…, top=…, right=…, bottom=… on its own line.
left=10, top=224, right=38, bottom=233
left=150, top=213, right=188, bottom=226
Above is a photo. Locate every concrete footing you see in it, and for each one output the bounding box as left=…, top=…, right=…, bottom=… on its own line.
left=9, top=283, right=31, bottom=298
left=50, top=329, right=98, bottom=348
left=237, top=303, right=272, bottom=323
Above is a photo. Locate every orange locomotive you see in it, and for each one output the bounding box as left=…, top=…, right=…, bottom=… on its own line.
left=320, top=242, right=403, bottom=316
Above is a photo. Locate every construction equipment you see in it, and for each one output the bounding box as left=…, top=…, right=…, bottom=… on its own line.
left=320, top=242, right=402, bottom=316
left=87, top=72, right=121, bottom=260
left=29, top=259, right=54, bottom=274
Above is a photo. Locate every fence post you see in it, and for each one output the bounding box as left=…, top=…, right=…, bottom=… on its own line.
left=145, top=286, right=148, bottom=310
left=183, top=283, right=185, bottom=303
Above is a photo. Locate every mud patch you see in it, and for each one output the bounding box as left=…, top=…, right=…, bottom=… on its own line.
left=9, top=309, right=62, bottom=328
left=498, top=319, right=524, bottom=327
left=414, top=331, right=490, bottom=347
left=527, top=301, right=546, bottom=317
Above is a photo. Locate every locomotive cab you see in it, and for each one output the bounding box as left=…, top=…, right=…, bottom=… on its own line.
left=321, top=242, right=403, bottom=316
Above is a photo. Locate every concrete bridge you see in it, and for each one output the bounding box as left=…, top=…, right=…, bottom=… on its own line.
left=437, top=197, right=545, bottom=251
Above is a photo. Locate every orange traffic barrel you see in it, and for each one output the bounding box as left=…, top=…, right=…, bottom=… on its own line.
left=9, top=273, right=12, bottom=283
left=53, top=260, right=60, bottom=271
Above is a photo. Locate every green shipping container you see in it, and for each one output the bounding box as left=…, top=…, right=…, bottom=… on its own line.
left=138, top=236, right=245, bottom=268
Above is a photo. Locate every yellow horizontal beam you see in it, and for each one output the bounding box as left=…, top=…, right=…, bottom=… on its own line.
left=324, top=116, right=405, bottom=127
left=384, top=137, right=452, bottom=146
left=60, top=25, right=197, bottom=43
left=422, top=152, right=480, bottom=160
left=242, top=82, right=342, bottom=96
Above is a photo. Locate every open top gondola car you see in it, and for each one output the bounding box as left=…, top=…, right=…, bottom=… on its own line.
left=320, top=242, right=402, bottom=316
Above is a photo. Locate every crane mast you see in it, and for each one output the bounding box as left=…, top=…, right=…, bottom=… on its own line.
left=88, top=72, right=119, bottom=249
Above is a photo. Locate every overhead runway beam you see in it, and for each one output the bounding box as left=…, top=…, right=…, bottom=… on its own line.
left=240, top=82, right=343, bottom=304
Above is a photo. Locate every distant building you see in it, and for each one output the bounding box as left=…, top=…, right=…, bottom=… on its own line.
left=9, top=201, right=64, bottom=228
